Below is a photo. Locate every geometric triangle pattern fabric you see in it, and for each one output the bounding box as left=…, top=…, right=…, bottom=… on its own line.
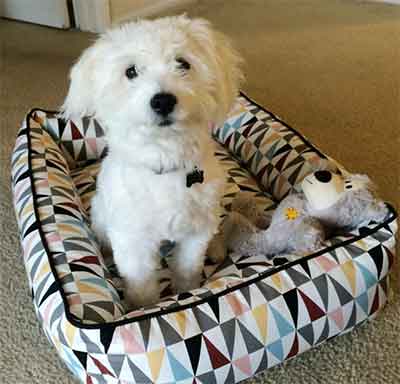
left=11, top=96, right=397, bottom=384
left=213, top=95, right=339, bottom=200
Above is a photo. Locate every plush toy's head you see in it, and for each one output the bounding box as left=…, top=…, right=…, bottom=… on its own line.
left=301, top=170, right=368, bottom=211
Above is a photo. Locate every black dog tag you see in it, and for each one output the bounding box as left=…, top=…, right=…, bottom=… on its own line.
left=186, top=167, right=204, bottom=188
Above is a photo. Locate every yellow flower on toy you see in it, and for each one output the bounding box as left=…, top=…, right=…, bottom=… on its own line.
left=285, top=207, right=299, bottom=220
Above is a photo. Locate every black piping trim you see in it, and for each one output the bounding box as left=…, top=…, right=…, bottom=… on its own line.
left=23, top=96, right=398, bottom=330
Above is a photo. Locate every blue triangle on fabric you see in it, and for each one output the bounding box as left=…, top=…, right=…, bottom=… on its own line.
left=232, top=113, right=247, bottom=129
left=355, top=261, right=377, bottom=289
left=221, top=122, right=232, bottom=139
left=356, top=292, right=369, bottom=315
left=167, top=350, right=193, bottom=380
left=270, top=305, right=295, bottom=338
left=253, top=150, right=264, bottom=170
left=267, top=339, right=284, bottom=361
left=64, top=347, right=85, bottom=377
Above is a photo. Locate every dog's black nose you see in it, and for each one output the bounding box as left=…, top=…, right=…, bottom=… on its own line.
left=150, top=93, right=177, bottom=116
left=314, top=170, right=332, bottom=183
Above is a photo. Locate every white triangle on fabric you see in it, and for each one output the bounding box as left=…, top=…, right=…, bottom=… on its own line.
left=311, top=316, right=328, bottom=344
left=232, top=320, right=249, bottom=361
left=118, top=356, right=135, bottom=382
left=129, top=354, right=153, bottom=382
left=325, top=277, right=342, bottom=313
left=195, top=338, right=213, bottom=376
left=145, top=318, right=164, bottom=352
left=214, top=364, right=233, bottom=384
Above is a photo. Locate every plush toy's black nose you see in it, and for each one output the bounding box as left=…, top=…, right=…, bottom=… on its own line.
left=150, top=93, right=177, bottom=116
left=314, top=170, right=332, bottom=183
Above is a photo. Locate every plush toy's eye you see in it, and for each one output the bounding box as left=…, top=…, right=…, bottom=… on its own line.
left=314, top=170, right=332, bottom=183
left=126, top=65, right=138, bottom=79
left=176, top=57, right=191, bottom=71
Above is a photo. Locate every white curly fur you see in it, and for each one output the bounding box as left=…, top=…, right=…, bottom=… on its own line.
left=61, top=15, right=243, bottom=308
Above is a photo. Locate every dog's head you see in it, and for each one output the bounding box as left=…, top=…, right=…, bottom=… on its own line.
left=61, top=15, right=243, bottom=137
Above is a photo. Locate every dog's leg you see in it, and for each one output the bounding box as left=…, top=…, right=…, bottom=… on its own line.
left=171, top=233, right=211, bottom=293
left=110, top=235, right=160, bottom=309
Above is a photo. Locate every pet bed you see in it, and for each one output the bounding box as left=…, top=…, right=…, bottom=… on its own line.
left=12, top=93, right=397, bottom=383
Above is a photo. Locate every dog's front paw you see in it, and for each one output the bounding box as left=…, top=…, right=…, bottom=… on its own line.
left=173, top=273, right=201, bottom=294
left=124, top=279, right=160, bottom=310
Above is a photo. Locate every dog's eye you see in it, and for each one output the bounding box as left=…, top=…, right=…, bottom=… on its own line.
left=126, top=65, right=138, bottom=79
left=176, top=57, right=191, bottom=71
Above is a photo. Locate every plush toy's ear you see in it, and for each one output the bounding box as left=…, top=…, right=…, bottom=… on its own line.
left=60, top=41, right=104, bottom=120
left=346, top=174, right=375, bottom=193
left=185, top=17, right=244, bottom=125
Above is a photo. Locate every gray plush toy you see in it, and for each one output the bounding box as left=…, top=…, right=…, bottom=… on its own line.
left=223, top=170, right=389, bottom=258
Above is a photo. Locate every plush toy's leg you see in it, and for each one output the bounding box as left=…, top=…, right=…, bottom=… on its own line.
left=223, top=211, right=259, bottom=251
left=233, top=231, right=274, bottom=257
left=236, top=221, right=325, bottom=258
left=231, top=191, right=274, bottom=229
left=362, top=200, right=389, bottom=225
left=290, top=218, right=325, bottom=254
left=207, top=230, right=227, bottom=263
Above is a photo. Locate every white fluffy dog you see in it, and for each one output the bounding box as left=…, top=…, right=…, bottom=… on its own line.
left=61, top=15, right=243, bottom=308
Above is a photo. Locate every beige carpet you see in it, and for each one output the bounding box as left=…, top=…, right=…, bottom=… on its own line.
left=1, top=1, right=399, bottom=383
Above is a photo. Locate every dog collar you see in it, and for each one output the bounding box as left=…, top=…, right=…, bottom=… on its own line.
left=152, top=165, right=204, bottom=188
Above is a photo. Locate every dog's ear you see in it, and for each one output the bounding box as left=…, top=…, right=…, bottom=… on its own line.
left=185, top=17, right=244, bottom=125
left=60, top=41, right=105, bottom=120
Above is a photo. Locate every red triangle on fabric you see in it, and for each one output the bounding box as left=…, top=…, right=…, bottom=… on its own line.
left=370, top=286, right=380, bottom=315
left=86, top=375, right=93, bottom=384
left=76, top=256, right=100, bottom=265
left=385, top=246, right=394, bottom=271
left=70, top=121, right=83, bottom=140
left=90, top=355, right=115, bottom=377
left=287, top=333, right=299, bottom=359
left=203, top=336, right=230, bottom=369
left=298, top=290, right=325, bottom=321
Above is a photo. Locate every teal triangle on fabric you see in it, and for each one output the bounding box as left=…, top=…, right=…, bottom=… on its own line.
left=270, top=305, right=295, bottom=338
left=232, top=113, right=247, bottom=129
left=253, top=150, right=264, bottom=171
left=167, top=350, right=193, bottom=380
left=355, top=261, right=377, bottom=289
left=356, top=292, right=369, bottom=315
left=267, top=339, right=284, bottom=361
left=221, top=123, right=232, bottom=140
left=264, top=140, right=280, bottom=161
